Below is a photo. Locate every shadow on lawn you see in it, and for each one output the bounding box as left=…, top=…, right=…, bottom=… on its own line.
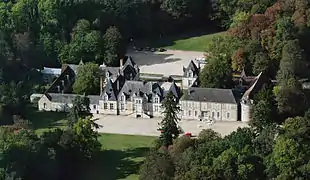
left=80, top=147, right=150, bottom=180
left=25, top=107, right=67, bottom=130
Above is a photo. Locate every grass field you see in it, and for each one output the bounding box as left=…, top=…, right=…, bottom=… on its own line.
left=163, top=32, right=226, bottom=52
left=137, top=31, right=226, bottom=52
left=26, top=109, right=156, bottom=180
left=81, top=134, right=156, bottom=180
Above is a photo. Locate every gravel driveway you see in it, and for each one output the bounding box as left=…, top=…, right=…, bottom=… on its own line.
left=126, top=50, right=205, bottom=76
left=94, top=115, right=249, bottom=137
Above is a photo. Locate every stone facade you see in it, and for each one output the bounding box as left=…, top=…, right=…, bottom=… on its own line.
left=35, top=56, right=268, bottom=123
left=180, top=88, right=238, bottom=122
left=182, top=60, right=199, bottom=89
left=38, top=93, right=100, bottom=114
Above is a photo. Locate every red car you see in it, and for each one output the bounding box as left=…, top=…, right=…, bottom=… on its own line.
left=185, top=132, right=192, bottom=137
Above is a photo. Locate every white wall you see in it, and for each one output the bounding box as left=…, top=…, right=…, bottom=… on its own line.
left=99, top=100, right=118, bottom=115
left=180, top=100, right=238, bottom=121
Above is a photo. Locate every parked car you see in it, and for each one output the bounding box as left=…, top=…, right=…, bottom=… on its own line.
left=145, top=46, right=150, bottom=51
left=185, top=132, right=192, bottom=137
left=151, top=48, right=156, bottom=52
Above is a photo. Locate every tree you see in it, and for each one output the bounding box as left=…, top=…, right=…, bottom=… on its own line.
left=102, top=26, right=126, bottom=66
left=71, top=117, right=101, bottom=159
left=253, top=52, right=270, bottom=75
left=139, top=150, right=175, bottom=180
left=159, top=92, right=180, bottom=147
left=250, top=85, right=277, bottom=131
left=59, top=19, right=103, bottom=64
left=73, top=62, right=100, bottom=95
left=200, top=55, right=233, bottom=88
left=67, top=95, right=91, bottom=128
left=275, top=40, right=307, bottom=117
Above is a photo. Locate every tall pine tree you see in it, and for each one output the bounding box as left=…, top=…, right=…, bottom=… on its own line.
left=159, top=92, right=180, bottom=147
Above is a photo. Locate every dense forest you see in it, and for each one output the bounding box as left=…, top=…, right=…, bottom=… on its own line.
left=1, top=0, right=310, bottom=179
left=140, top=0, right=310, bottom=180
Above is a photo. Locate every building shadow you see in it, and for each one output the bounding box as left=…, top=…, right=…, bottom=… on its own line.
left=126, top=51, right=182, bottom=67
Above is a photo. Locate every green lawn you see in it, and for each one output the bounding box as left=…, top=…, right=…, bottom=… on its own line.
left=163, top=32, right=226, bottom=52
left=81, top=134, right=156, bottom=180
left=26, top=108, right=156, bottom=180
left=137, top=31, right=226, bottom=52
left=25, top=108, right=67, bottom=135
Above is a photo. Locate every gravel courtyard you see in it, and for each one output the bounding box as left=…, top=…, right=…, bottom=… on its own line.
left=126, top=49, right=204, bottom=76
left=94, top=115, right=249, bottom=137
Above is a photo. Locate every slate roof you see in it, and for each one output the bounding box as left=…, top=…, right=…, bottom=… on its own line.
left=183, top=60, right=199, bottom=77
left=168, top=82, right=181, bottom=99
left=46, top=93, right=100, bottom=104
left=46, top=65, right=76, bottom=93
left=102, top=79, right=117, bottom=101
left=242, top=72, right=269, bottom=101
left=181, top=87, right=237, bottom=104
left=118, top=81, right=151, bottom=97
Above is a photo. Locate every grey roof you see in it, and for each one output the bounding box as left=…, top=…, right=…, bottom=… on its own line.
left=242, top=72, right=267, bottom=101
left=168, top=82, right=181, bottom=99
left=183, top=60, right=199, bottom=77
left=46, top=93, right=100, bottom=104
left=118, top=81, right=152, bottom=97
left=67, top=64, right=79, bottom=74
left=181, top=87, right=237, bottom=104
left=102, top=79, right=117, bottom=101
left=104, top=67, right=121, bottom=76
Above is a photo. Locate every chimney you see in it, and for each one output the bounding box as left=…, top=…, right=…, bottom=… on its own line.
left=57, top=85, right=61, bottom=93
left=66, top=75, right=70, bottom=81
left=61, top=80, right=65, bottom=87
left=188, top=89, right=191, bottom=95
left=120, top=58, right=123, bottom=69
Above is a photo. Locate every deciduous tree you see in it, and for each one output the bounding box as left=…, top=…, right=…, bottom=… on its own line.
left=73, top=62, right=100, bottom=95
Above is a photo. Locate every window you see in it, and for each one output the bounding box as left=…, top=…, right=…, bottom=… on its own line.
left=136, top=99, right=141, bottom=104
left=104, top=95, right=108, bottom=101
left=121, top=103, right=124, bottom=110
left=154, top=97, right=159, bottom=103
left=188, top=80, right=192, bottom=86
left=217, top=112, right=220, bottom=118
left=43, top=103, right=46, bottom=109
left=154, top=105, right=158, bottom=112
left=93, top=105, right=96, bottom=109
left=110, top=103, right=114, bottom=110
left=212, top=112, right=215, bottom=118
left=188, top=71, right=192, bottom=77
left=227, top=112, right=230, bottom=118
left=104, top=103, right=108, bottom=109
left=188, top=110, right=191, bottom=116
left=195, top=111, right=197, bottom=116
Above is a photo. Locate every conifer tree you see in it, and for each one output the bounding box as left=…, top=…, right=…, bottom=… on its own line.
left=159, top=92, right=180, bottom=147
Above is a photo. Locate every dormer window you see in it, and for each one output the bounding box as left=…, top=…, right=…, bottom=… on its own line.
left=104, top=94, right=108, bottom=101
left=188, top=71, right=193, bottom=78
left=121, top=95, right=125, bottom=101
left=154, top=97, right=159, bottom=103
